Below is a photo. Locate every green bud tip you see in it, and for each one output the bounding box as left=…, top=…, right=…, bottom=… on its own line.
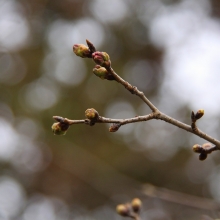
left=131, top=198, right=142, bottom=213
left=73, top=44, right=91, bottom=58
left=51, top=122, right=69, bottom=135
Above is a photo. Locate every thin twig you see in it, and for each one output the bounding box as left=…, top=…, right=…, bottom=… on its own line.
left=107, top=67, right=159, bottom=113
left=143, top=184, right=220, bottom=211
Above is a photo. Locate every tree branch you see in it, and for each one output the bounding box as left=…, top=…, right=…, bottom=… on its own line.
left=52, top=39, right=220, bottom=160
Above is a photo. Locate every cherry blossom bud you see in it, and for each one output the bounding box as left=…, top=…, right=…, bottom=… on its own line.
left=85, top=108, right=99, bottom=120
left=116, top=204, right=130, bottom=217
left=131, top=198, right=142, bottom=213
left=192, top=144, right=202, bottom=153
left=51, top=122, right=69, bottom=135
left=92, top=51, right=111, bottom=68
left=93, top=65, right=108, bottom=79
left=195, top=109, right=204, bottom=120
left=73, top=44, right=91, bottom=58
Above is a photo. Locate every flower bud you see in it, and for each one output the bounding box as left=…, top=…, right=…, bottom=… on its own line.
left=85, top=108, right=99, bottom=120
left=195, top=109, right=204, bottom=120
left=192, top=144, right=202, bottom=153
left=199, top=153, right=207, bottom=161
left=51, top=122, right=69, bottom=135
left=131, top=198, right=142, bottom=213
left=93, top=65, right=108, bottom=80
left=109, top=123, right=121, bottom=132
left=116, top=204, right=130, bottom=217
left=73, top=44, right=91, bottom=58
left=92, top=51, right=111, bottom=68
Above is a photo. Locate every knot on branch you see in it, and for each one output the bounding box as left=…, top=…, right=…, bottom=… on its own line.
left=116, top=198, right=142, bottom=220
left=192, top=143, right=217, bottom=161
left=124, top=82, right=135, bottom=94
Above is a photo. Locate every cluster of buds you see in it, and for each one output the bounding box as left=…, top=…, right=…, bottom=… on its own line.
left=191, top=109, right=204, bottom=131
left=192, top=143, right=217, bottom=160
left=73, top=40, right=114, bottom=80
left=51, top=117, right=70, bottom=135
left=116, top=198, right=142, bottom=219
left=85, top=108, right=99, bottom=126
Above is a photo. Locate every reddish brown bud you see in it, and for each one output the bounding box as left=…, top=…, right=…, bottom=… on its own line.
left=109, top=123, right=121, bottom=132
left=73, top=44, right=91, bottom=58
left=92, top=51, right=111, bottom=68
left=195, top=109, right=204, bottom=120
left=131, top=198, right=142, bottom=213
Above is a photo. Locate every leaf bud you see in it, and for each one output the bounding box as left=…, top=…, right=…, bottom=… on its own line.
left=51, top=122, right=69, bottom=135
left=109, top=123, right=121, bottom=132
left=191, top=111, right=196, bottom=122
left=85, top=108, right=99, bottom=120
left=195, top=109, right=204, bottom=120
left=131, top=198, right=142, bottom=213
left=116, top=204, right=130, bottom=217
left=73, top=44, right=91, bottom=58
left=92, top=51, right=111, bottom=68
left=192, top=144, right=202, bottom=153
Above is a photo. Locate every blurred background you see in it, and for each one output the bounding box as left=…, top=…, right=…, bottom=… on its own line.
left=1, top=0, right=220, bottom=219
